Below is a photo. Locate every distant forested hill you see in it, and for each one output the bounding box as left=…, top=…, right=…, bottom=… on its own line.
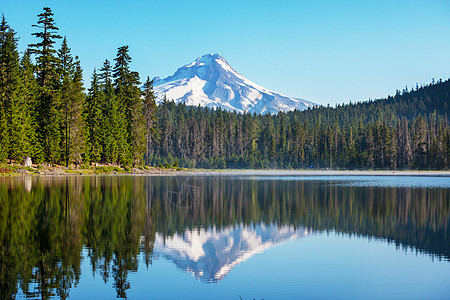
left=149, top=79, right=449, bottom=170
left=293, top=78, right=449, bottom=126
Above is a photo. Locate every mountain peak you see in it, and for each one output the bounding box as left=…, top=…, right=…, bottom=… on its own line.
left=153, top=54, right=315, bottom=114
left=198, top=53, right=224, bottom=61
left=184, top=53, right=227, bottom=68
left=200, top=53, right=223, bottom=59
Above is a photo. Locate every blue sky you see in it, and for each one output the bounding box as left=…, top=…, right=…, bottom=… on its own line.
left=2, top=0, right=450, bottom=105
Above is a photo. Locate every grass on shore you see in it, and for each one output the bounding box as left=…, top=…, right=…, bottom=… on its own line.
left=0, top=163, right=184, bottom=176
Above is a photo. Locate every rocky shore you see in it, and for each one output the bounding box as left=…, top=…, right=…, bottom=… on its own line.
left=0, top=163, right=185, bottom=176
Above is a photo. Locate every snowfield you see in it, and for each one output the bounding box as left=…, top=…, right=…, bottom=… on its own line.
left=153, top=53, right=316, bottom=114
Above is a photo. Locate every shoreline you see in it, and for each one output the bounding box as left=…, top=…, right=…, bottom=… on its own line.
left=0, top=164, right=188, bottom=177
left=1, top=164, right=449, bottom=177
left=193, top=170, right=450, bottom=177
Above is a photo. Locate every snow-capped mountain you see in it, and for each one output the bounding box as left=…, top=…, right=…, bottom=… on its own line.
left=152, top=224, right=307, bottom=282
left=153, top=53, right=315, bottom=114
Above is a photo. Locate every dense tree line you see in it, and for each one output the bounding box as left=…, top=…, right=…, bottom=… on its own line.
left=0, top=7, right=448, bottom=170
left=0, top=8, right=156, bottom=167
left=150, top=80, right=449, bottom=170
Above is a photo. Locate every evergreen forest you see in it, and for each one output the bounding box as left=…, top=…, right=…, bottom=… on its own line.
left=0, top=7, right=449, bottom=170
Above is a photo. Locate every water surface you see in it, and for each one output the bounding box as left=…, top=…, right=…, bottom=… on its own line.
left=0, top=174, right=449, bottom=299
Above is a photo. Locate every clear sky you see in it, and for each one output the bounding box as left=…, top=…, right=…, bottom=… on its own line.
left=2, top=0, right=450, bottom=106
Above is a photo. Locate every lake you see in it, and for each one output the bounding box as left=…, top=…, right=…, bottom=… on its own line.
left=0, top=173, right=449, bottom=299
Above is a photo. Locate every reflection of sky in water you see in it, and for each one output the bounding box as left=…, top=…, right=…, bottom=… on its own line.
left=234, top=176, right=450, bottom=188
left=70, top=230, right=450, bottom=300
left=7, top=175, right=450, bottom=299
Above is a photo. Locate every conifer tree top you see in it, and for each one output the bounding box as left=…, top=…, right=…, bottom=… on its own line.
left=28, top=7, right=61, bottom=55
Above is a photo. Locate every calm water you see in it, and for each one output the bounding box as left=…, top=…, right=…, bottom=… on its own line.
left=0, top=174, right=449, bottom=299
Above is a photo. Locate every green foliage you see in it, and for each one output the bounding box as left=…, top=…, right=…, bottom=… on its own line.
left=0, top=17, right=34, bottom=164
left=93, top=166, right=123, bottom=174
left=20, top=51, right=41, bottom=162
left=0, top=104, right=9, bottom=163
left=58, top=38, right=85, bottom=166
left=173, top=160, right=179, bottom=168
left=143, top=76, right=158, bottom=165
left=0, top=164, right=34, bottom=173
left=29, top=7, right=62, bottom=163
left=0, top=9, right=152, bottom=167
left=28, top=7, right=61, bottom=87
left=151, top=80, right=450, bottom=170
left=113, top=45, right=145, bottom=165
left=84, top=69, right=104, bottom=163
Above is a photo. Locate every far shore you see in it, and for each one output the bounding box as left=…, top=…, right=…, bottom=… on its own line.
left=1, top=164, right=449, bottom=177
left=194, top=170, right=450, bottom=177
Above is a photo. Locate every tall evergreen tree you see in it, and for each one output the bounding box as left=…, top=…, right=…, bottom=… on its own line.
left=85, top=69, right=104, bottom=163
left=130, top=86, right=146, bottom=165
left=142, top=76, right=157, bottom=165
left=0, top=16, right=13, bottom=162
left=0, top=16, right=35, bottom=163
left=58, top=37, right=74, bottom=166
left=397, top=118, right=412, bottom=168
left=100, top=59, right=127, bottom=164
left=99, top=59, right=114, bottom=162
left=28, top=7, right=61, bottom=86
left=19, top=51, right=40, bottom=161
left=67, top=57, right=85, bottom=165
left=414, top=114, right=428, bottom=169
left=113, top=45, right=144, bottom=165
left=28, top=7, right=62, bottom=163
left=57, top=38, right=85, bottom=166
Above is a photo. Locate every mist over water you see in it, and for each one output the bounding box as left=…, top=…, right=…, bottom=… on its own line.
left=0, top=175, right=449, bottom=299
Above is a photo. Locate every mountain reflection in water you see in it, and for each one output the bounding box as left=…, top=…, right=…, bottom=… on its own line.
left=153, top=224, right=305, bottom=282
left=0, top=175, right=448, bottom=298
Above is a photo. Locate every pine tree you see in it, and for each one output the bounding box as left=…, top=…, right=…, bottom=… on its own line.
left=142, top=76, right=157, bottom=165
left=100, top=59, right=127, bottom=164
left=365, top=126, right=375, bottom=168
left=0, top=16, right=34, bottom=163
left=0, top=16, right=13, bottom=162
left=130, top=86, right=146, bottom=165
left=67, top=57, right=85, bottom=165
left=385, top=125, right=397, bottom=169
left=99, top=59, right=114, bottom=162
left=18, top=51, right=40, bottom=162
left=28, top=7, right=62, bottom=86
left=445, top=126, right=450, bottom=169
left=414, top=114, right=428, bottom=169
left=58, top=37, right=74, bottom=166
left=397, top=118, right=412, bottom=168
left=113, top=45, right=143, bottom=165
left=28, top=7, right=62, bottom=163
left=0, top=107, right=7, bottom=162
left=0, top=16, right=9, bottom=163
left=113, top=46, right=134, bottom=164
left=57, top=39, right=85, bottom=166
left=85, top=69, right=104, bottom=163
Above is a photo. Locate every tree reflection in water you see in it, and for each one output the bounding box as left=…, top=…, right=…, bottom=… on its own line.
left=0, top=175, right=448, bottom=298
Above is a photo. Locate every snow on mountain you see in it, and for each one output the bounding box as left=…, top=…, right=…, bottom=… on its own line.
left=152, top=224, right=307, bottom=282
left=153, top=53, right=315, bottom=114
